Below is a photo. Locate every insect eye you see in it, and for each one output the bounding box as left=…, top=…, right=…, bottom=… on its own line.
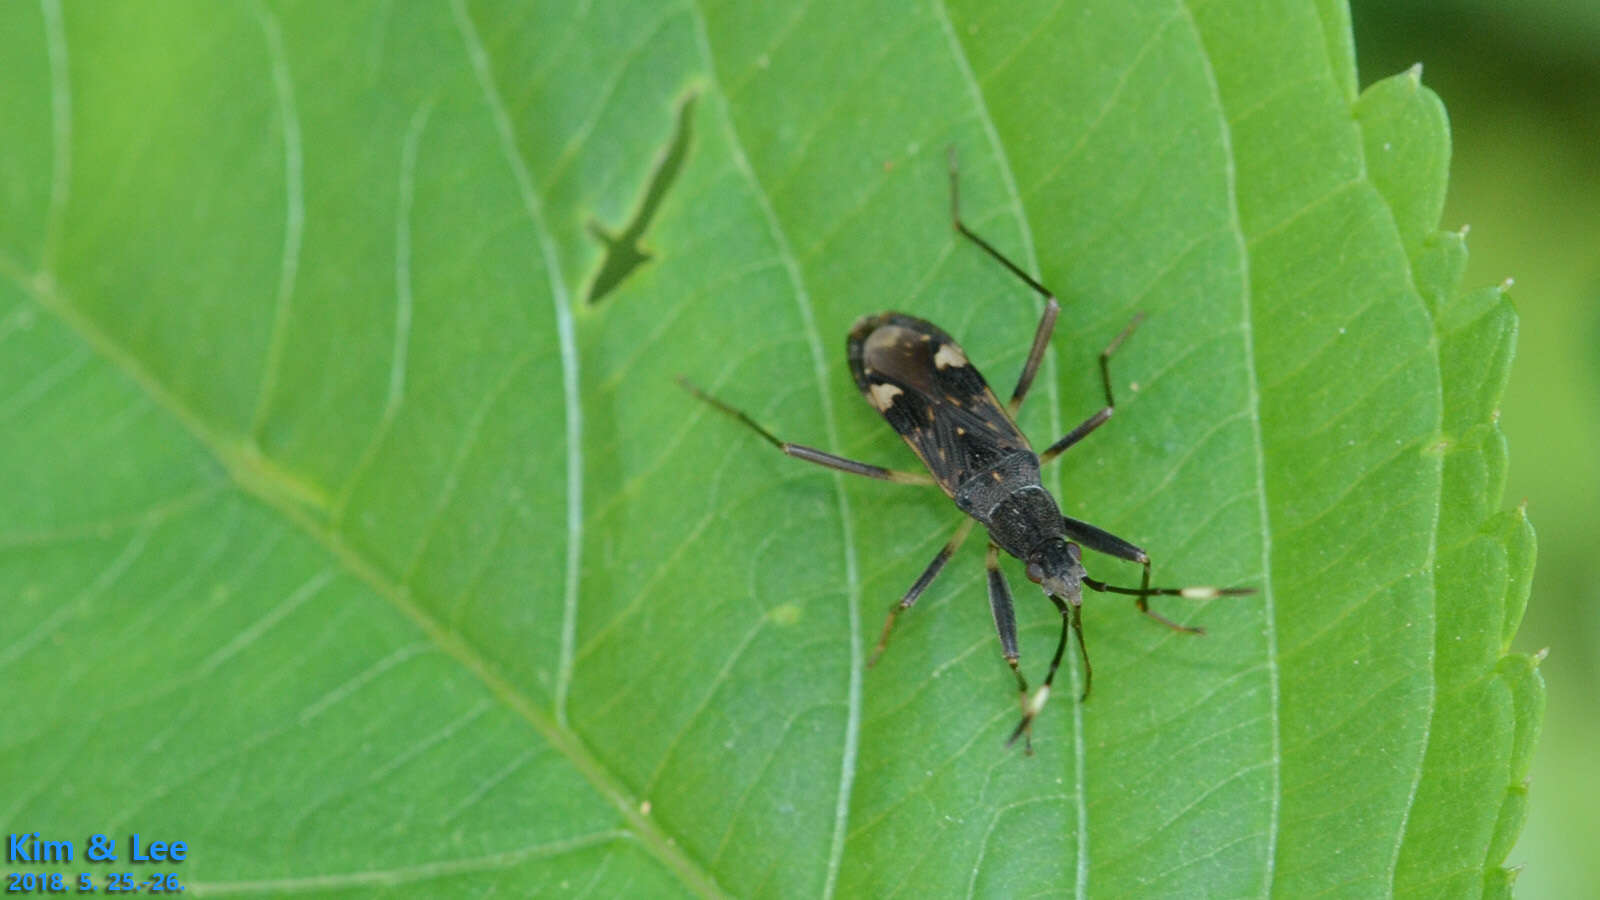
left=1026, top=562, right=1045, bottom=583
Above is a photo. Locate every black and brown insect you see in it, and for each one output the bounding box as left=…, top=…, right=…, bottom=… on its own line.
left=680, top=152, right=1254, bottom=750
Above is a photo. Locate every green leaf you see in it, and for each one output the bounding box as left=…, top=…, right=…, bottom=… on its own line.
left=0, top=1, right=1539, bottom=897
left=1353, top=66, right=1544, bottom=897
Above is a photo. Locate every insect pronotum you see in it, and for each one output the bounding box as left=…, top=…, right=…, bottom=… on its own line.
left=680, top=150, right=1254, bottom=751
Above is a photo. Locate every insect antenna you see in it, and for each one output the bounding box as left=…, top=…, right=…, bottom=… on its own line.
left=1083, top=580, right=1256, bottom=599
left=1083, top=576, right=1256, bottom=635
left=1007, top=595, right=1090, bottom=748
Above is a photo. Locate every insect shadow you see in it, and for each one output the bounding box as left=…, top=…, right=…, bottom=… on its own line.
left=587, top=92, right=698, bottom=304
left=680, top=149, right=1254, bottom=752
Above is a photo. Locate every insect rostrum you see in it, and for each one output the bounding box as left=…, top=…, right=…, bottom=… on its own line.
left=680, top=152, right=1253, bottom=753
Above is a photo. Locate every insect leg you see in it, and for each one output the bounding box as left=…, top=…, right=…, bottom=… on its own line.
left=946, top=148, right=1061, bottom=415
left=868, top=518, right=976, bottom=667
left=1007, top=298, right=1061, bottom=416
left=984, top=541, right=1036, bottom=754
left=1039, top=314, right=1143, bottom=464
left=1062, top=514, right=1201, bottom=631
left=1064, top=514, right=1202, bottom=633
left=1008, top=594, right=1091, bottom=748
left=1060, top=514, right=1147, bottom=564
left=678, top=377, right=934, bottom=485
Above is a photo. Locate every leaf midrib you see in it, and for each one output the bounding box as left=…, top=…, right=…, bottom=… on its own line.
left=15, top=3, right=711, bottom=890
left=19, top=274, right=722, bottom=897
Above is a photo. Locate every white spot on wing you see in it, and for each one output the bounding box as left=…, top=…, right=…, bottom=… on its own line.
left=933, top=342, right=968, bottom=370
left=868, top=382, right=904, bottom=411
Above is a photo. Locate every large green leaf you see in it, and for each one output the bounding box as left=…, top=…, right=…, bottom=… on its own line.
left=0, top=1, right=1540, bottom=897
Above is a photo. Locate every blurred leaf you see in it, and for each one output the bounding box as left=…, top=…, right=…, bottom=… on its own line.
left=1358, top=0, right=1600, bottom=68
left=0, top=0, right=1535, bottom=896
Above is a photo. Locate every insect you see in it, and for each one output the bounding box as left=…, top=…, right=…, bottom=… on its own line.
left=680, top=151, right=1253, bottom=750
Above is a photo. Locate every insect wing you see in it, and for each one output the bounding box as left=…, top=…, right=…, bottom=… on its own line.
left=847, top=313, right=1030, bottom=496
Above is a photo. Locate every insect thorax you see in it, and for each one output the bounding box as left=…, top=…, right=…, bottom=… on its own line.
left=954, top=450, right=1065, bottom=559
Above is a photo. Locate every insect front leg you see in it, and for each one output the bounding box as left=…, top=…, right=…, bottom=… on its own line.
left=947, top=148, right=1060, bottom=416
left=1038, top=314, right=1143, bottom=464
left=677, top=377, right=934, bottom=485
left=868, top=518, right=976, bottom=667
left=984, top=542, right=1037, bottom=754
left=1060, top=515, right=1150, bottom=567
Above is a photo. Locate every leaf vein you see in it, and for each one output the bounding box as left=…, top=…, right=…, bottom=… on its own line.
left=248, top=1, right=306, bottom=439
left=539, top=4, right=690, bottom=193
left=40, top=0, right=70, bottom=271
left=1174, top=4, right=1282, bottom=893
left=930, top=2, right=1083, bottom=893
left=687, top=8, right=864, bottom=897
left=187, top=830, right=630, bottom=895
left=451, top=0, right=588, bottom=736
left=398, top=350, right=536, bottom=583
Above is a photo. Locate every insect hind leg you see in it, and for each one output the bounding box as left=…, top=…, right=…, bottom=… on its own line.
left=947, top=148, right=1060, bottom=416
left=677, top=377, right=933, bottom=485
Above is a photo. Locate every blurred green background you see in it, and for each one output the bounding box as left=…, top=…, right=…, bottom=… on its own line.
left=1351, top=1, right=1600, bottom=896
